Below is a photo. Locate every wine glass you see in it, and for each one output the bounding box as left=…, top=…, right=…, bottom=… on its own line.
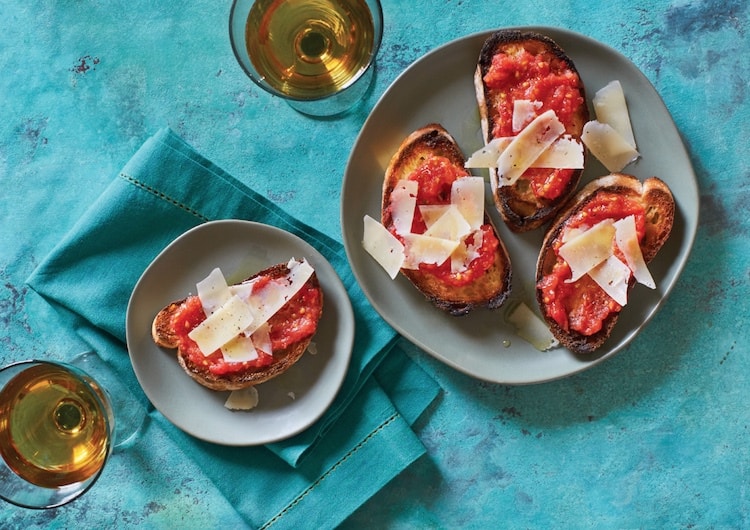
left=0, top=351, right=144, bottom=509
left=229, top=0, right=383, bottom=117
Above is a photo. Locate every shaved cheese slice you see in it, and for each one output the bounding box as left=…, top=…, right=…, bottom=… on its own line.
left=465, top=137, right=507, bottom=168
left=402, top=233, right=459, bottom=269
left=512, top=99, right=543, bottom=133
left=496, top=109, right=565, bottom=185
left=229, top=278, right=260, bottom=301
left=219, top=321, right=272, bottom=364
left=466, top=136, right=583, bottom=170
left=593, top=81, right=636, bottom=148
left=424, top=205, right=472, bottom=241
left=533, top=136, right=584, bottom=169
left=506, top=301, right=559, bottom=351
left=582, top=121, right=640, bottom=172
left=224, top=386, right=259, bottom=411
left=188, top=295, right=255, bottom=356
left=419, top=205, right=451, bottom=228
left=451, top=176, right=485, bottom=231
left=242, top=259, right=314, bottom=337
left=390, top=180, right=418, bottom=235
left=559, top=220, right=616, bottom=282
left=221, top=334, right=259, bottom=363
left=251, top=322, right=272, bottom=355
left=362, top=214, right=405, bottom=279
left=614, top=215, right=655, bottom=288
left=450, top=229, right=483, bottom=274
left=196, top=268, right=232, bottom=316
left=588, top=255, right=631, bottom=306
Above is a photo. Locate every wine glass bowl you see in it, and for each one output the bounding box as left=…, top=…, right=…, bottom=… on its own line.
left=0, top=360, right=114, bottom=509
left=229, top=0, right=383, bottom=117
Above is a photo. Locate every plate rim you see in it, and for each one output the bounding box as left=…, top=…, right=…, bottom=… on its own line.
left=342, top=26, right=699, bottom=384
left=126, top=219, right=354, bottom=445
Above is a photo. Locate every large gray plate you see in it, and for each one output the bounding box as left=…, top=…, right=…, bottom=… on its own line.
left=126, top=220, right=354, bottom=445
left=341, top=27, right=698, bottom=384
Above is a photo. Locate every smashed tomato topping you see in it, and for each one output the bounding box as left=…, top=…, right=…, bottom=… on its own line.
left=483, top=48, right=585, bottom=200
left=384, top=154, right=499, bottom=287
left=171, top=282, right=321, bottom=376
left=537, top=192, right=645, bottom=335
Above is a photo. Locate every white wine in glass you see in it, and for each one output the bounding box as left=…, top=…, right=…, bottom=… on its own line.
left=230, top=0, right=383, bottom=116
left=0, top=360, right=114, bottom=508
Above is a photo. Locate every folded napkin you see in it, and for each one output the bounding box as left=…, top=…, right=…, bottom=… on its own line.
left=27, top=128, right=440, bottom=529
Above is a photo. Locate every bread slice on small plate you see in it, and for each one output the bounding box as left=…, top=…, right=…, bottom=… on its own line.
left=152, top=261, right=323, bottom=391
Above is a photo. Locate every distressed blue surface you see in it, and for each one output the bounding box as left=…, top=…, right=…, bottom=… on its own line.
left=2, top=0, right=749, bottom=527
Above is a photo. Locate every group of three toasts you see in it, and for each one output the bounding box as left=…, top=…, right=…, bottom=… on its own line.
left=364, top=29, right=675, bottom=355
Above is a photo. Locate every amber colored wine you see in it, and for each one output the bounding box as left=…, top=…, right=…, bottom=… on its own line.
left=245, top=0, right=376, bottom=99
left=0, top=364, right=111, bottom=488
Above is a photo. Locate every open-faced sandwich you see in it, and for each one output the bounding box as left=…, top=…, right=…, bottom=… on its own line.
left=151, top=258, right=323, bottom=393
left=535, top=174, right=675, bottom=354
left=363, top=123, right=512, bottom=316
left=471, top=29, right=589, bottom=232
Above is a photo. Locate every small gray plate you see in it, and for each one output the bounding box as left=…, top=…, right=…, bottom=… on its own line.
left=126, top=220, right=354, bottom=445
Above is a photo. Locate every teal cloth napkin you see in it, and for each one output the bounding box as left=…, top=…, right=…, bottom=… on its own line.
left=26, top=128, right=440, bottom=528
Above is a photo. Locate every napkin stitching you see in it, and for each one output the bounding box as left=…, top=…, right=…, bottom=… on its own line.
left=120, top=173, right=209, bottom=221
left=262, top=411, right=399, bottom=530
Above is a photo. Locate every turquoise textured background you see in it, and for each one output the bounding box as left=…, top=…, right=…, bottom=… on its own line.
left=2, top=0, right=749, bottom=527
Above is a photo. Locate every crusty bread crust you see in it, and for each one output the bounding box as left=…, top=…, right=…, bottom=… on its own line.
left=151, top=263, right=322, bottom=391
left=535, top=174, right=675, bottom=354
left=382, top=123, right=512, bottom=316
left=475, top=29, right=588, bottom=232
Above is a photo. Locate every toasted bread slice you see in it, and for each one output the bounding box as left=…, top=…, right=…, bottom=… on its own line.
left=475, top=29, right=588, bottom=232
left=382, top=123, right=512, bottom=316
left=152, top=262, right=322, bottom=391
left=535, top=174, right=674, bottom=354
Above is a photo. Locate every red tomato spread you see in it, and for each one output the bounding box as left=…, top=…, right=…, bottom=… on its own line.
left=483, top=48, right=585, bottom=200
left=385, top=155, right=499, bottom=287
left=537, top=192, right=645, bottom=335
left=171, top=280, right=321, bottom=376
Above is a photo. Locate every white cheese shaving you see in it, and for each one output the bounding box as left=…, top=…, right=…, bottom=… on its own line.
left=588, top=255, right=631, bottom=306
left=614, top=215, right=655, bottom=288
left=390, top=180, right=418, bottom=236
left=220, top=334, right=259, bottom=363
left=241, top=259, right=314, bottom=337
left=188, top=294, right=255, bottom=356
left=512, top=99, right=543, bottom=133
left=196, top=268, right=232, bottom=316
left=506, top=301, right=559, bottom=351
left=419, top=205, right=452, bottom=228
left=593, top=80, right=636, bottom=149
left=559, top=219, right=616, bottom=283
left=451, top=176, right=485, bottom=231
left=450, top=228, right=483, bottom=274
left=466, top=135, right=583, bottom=171
left=581, top=121, right=640, bottom=172
left=402, top=233, right=459, bottom=269
left=224, top=386, right=259, bottom=411
left=495, top=109, right=565, bottom=185
left=423, top=205, right=472, bottom=242
left=362, top=214, right=405, bottom=279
